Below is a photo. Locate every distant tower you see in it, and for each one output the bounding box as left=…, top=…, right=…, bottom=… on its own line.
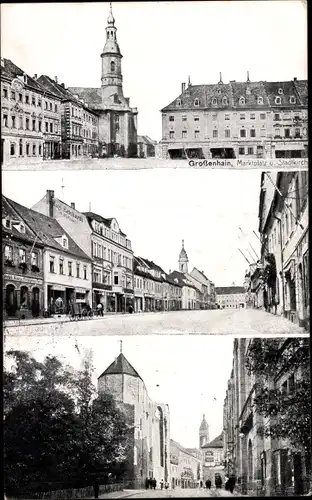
left=179, top=239, right=189, bottom=273
left=199, top=414, right=209, bottom=447
left=101, top=2, right=123, bottom=98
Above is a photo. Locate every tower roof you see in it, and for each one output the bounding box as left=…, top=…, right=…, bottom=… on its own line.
left=107, top=2, right=115, bottom=25
left=102, top=2, right=122, bottom=56
left=179, top=239, right=188, bottom=260
left=98, top=353, right=143, bottom=380
left=200, top=414, right=209, bottom=431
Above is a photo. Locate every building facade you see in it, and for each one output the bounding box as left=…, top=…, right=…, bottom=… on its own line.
left=68, top=4, right=138, bottom=158
left=1, top=58, right=62, bottom=166
left=137, top=136, right=157, bottom=158
left=215, top=286, right=246, bottom=309
left=201, top=433, right=225, bottom=484
left=170, top=439, right=201, bottom=489
left=98, top=351, right=170, bottom=488
left=250, top=171, right=309, bottom=331
left=2, top=196, right=44, bottom=319
left=32, top=190, right=134, bottom=312
left=160, top=76, right=308, bottom=160
left=223, top=338, right=311, bottom=496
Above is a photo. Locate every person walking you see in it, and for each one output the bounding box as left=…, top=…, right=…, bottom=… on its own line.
left=228, top=475, right=236, bottom=494
left=205, top=479, right=211, bottom=490
left=200, top=480, right=203, bottom=488
left=93, top=480, right=99, bottom=499
left=97, top=302, right=104, bottom=317
left=153, top=478, right=157, bottom=490
left=165, top=481, right=169, bottom=490
left=160, top=479, right=164, bottom=490
left=215, top=475, right=222, bottom=489
left=145, top=477, right=149, bottom=490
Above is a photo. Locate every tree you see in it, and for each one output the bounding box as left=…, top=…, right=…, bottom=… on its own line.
left=245, top=338, right=311, bottom=455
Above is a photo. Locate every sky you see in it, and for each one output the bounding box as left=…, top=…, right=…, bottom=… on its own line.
left=1, top=1, right=307, bottom=140
left=4, top=334, right=234, bottom=448
left=2, top=168, right=262, bottom=286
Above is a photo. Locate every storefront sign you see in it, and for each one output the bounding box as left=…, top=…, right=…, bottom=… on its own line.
left=4, top=273, right=43, bottom=285
left=50, top=284, right=66, bottom=291
left=75, top=287, right=87, bottom=294
left=54, top=201, right=84, bottom=223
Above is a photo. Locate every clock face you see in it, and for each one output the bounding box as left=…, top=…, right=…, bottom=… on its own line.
left=11, top=78, right=24, bottom=92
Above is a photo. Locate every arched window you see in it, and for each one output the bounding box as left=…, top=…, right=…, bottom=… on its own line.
left=6, top=284, right=17, bottom=316
left=194, top=98, right=199, bottom=107
left=217, top=88, right=221, bottom=95
left=177, top=99, right=182, bottom=106
left=289, top=96, right=296, bottom=104
left=248, top=439, right=253, bottom=482
left=20, top=286, right=29, bottom=309
left=278, top=88, right=283, bottom=94
left=111, top=61, right=116, bottom=72
left=239, top=96, right=245, bottom=105
left=222, top=96, right=228, bottom=105
left=258, top=96, right=263, bottom=105
left=275, top=96, right=281, bottom=104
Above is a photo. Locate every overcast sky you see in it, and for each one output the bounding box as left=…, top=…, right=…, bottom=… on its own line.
left=1, top=1, right=307, bottom=140
left=4, top=334, right=234, bottom=447
left=2, top=169, right=262, bottom=286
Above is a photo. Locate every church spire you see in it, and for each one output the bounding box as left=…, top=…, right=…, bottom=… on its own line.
left=101, top=2, right=123, bottom=96
left=179, top=239, right=189, bottom=274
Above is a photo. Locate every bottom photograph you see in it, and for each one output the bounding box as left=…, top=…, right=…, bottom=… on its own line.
left=4, top=335, right=311, bottom=499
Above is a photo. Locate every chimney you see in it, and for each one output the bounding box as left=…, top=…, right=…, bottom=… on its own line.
left=55, top=76, right=58, bottom=83
left=71, top=202, right=75, bottom=209
left=294, top=77, right=297, bottom=82
left=46, top=189, right=55, bottom=218
left=181, top=82, right=186, bottom=93
left=169, top=269, right=171, bottom=274
left=33, top=74, right=37, bottom=80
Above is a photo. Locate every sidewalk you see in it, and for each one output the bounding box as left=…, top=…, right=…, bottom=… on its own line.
left=97, top=489, right=144, bottom=499
left=3, top=312, right=137, bottom=328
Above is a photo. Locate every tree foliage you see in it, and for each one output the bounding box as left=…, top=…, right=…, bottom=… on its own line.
left=4, top=349, right=132, bottom=495
left=245, top=338, right=311, bottom=453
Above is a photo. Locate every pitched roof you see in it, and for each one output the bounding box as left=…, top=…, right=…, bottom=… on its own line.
left=83, top=212, right=127, bottom=237
left=138, top=135, right=157, bottom=145
left=2, top=196, right=44, bottom=247
left=215, top=286, right=245, bottom=295
left=68, top=87, right=103, bottom=107
left=201, top=433, right=223, bottom=449
left=161, top=79, right=308, bottom=112
left=6, top=197, right=90, bottom=260
left=38, top=75, right=80, bottom=103
left=98, top=353, right=142, bottom=380
left=1, top=58, right=58, bottom=98
left=168, top=270, right=197, bottom=290
left=170, top=439, right=198, bottom=458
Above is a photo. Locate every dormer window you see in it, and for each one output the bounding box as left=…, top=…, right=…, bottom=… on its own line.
left=177, top=99, right=182, bottom=106
left=246, top=87, right=251, bottom=95
left=239, top=96, right=245, bottom=105
left=194, top=98, right=199, bottom=107
left=222, top=96, right=228, bottom=105
left=257, top=96, right=263, bottom=105
left=217, top=89, right=221, bottom=95
left=62, top=237, right=68, bottom=248
left=3, top=218, right=11, bottom=229
left=212, top=98, right=217, bottom=105
left=278, top=88, right=283, bottom=95
left=18, top=223, right=25, bottom=233
left=275, top=96, right=282, bottom=104
left=289, top=96, right=296, bottom=104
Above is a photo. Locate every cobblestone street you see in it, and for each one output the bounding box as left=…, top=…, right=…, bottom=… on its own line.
left=98, top=488, right=240, bottom=499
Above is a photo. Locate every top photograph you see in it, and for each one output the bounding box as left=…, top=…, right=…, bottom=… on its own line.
left=0, top=1, right=308, bottom=170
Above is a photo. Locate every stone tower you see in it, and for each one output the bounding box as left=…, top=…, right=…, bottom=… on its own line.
left=199, top=414, right=209, bottom=447
left=101, top=3, right=123, bottom=99
left=179, top=239, right=189, bottom=273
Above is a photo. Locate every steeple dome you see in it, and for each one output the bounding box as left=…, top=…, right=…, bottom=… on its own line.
left=107, top=2, right=115, bottom=25
left=101, top=2, right=123, bottom=96
left=179, top=239, right=189, bottom=273
left=199, top=414, right=209, bottom=447
left=200, top=414, right=209, bottom=430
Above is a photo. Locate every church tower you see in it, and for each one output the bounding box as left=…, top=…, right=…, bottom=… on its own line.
left=101, top=3, right=123, bottom=99
left=199, top=414, right=209, bottom=447
left=179, top=239, right=189, bottom=273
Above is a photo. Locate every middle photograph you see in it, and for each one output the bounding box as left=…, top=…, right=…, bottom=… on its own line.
left=2, top=168, right=309, bottom=336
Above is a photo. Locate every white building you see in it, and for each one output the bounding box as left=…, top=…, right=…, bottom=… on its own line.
left=215, top=286, right=246, bottom=309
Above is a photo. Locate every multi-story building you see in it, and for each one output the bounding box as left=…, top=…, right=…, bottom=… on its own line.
left=251, top=171, right=309, bottom=330
left=133, top=257, right=166, bottom=312
left=160, top=76, right=308, bottom=160
left=68, top=4, right=138, bottom=158
left=170, top=439, right=201, bottom=489
left=223, top=338, right=311, bottom=496
left=98, top=349, right=170, bottom=487
left=165, top=274, right=183, bottom=311
left=1, top=58, right=62, bottom=165
left=137, top=136, right=157, bottom=158
left=189, top=268, right=216, bottom=309
left=2, top=196, right=44, bottom=319
left=9, top=198, right=92, bottom=314
left=168, top=270, right=197, bottom=310
left=32, top=190, right=134, bottom=312
left=201, top=434, right=225, bottom=484
left=215, top=286, right=246, bottom=309
left=37, top=75, right=99, bottom=159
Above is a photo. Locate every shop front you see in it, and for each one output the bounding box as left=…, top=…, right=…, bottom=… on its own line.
left=3, top=273, right=44, bottom=319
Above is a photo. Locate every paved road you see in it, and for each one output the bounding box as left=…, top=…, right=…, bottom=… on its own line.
left=101, top=488, right=239, bottom=498
left=3, top=309, right=308, bottom=336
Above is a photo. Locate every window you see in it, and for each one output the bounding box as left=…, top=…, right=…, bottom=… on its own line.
left=25, top=95, right=29, bottom=104
left=239, top=147, right=245, bottom=155
left=274, top=113, right=280, bottom=121
left=240, top=113, right=245, bottom=120
left=10, top=143, right=16, bottom=156
left=111, top=61, right=116, bottom=72
left=225, top=129, right=230, bottom=138
left=194, top=98, right=199, bottom=106
left=194, top=130, right=200, bottom=139
left=49, top=256, right=55, bottom=273
left=250, top=129, right=256, bottom=137
left=38, top=98, right=41, bottom=107
left=31, top=252, right=38, bottom=266
left=275, top=96, right=281, bottom=104
left=169, top=116, right=175, bottom=121
left=32, top=144, right=36, bottom=156
left=284, top=128, right=290, bottom=138
left=2, top=113, right=10, bottom=128
left=194, top=116, right=199, bottom=122
left=222, top=96, right=228, bottom=105
left=50, top=102, right=52, bottom=111
left=68, top=261, right=72, bottom=276
left=289, top=96, right=296, bottom=104
left=278, top=88, right=283, bottom=94
left=182, top=115, right=187, bottom=121
left=5, top=245, right=13, bottom=261
left=212, top=98, right=217, bottom=105
left=26, top=143, right=30, bottom=156
left=50, top=123, right=53, bottom=133
left=19, top=139, right=23, bottom=156
left=11, top=91, right=16, bottom=100
left=248, top=147, right=254, bottom=155
left=18, top=248, right=26, bottom=263
left=76, top=263, right=80, bottom=278
left=260, top=127, right=266, bottom=137
left=59, top=258, right=64, bottom=274
left=225, top=114, right=230, bottom=120
left=258, top=97, right=263, bottom=105
left=169, top=131, right=175, bottom=139
left=12, top=116, right=16, bottom=128
left=83, top=266, right=87, bottom=280
left=3, top=87, right=8, bottom=98
left=55, top=104, right=58, bottom=112
left=294, top=127, right=301, bottom=138
left=213, top=129, right=218, bottom=138
left=240, top=129, right=246, bottom=137
left=182, top=130, right=187, bottom=138
left=239, top=97, right=245, bottom=105
left=260, top=113, right=266, bottom=120
left=39, top=145, right=42, bottom=156
left=19, top=116, right=23, bottom=129
left=26, top=118, right=30, bottom=130
left=250, top=113, right=255, bottom=120
left=45, top=122, right=49, bottom=132
left=114, top=273, right=119, bottom=285
left=32, top=95, right=36, bottom=106
left=38, top=121, right=42, bottom=132
left=32, top=119, right=36, bottom=131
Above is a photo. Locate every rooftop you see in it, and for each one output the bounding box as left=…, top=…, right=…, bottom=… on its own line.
left=201, top=432, right=223, bottom=449
left=98, top=353, right=143, bottom=380
left=215, top=286, right=245, bottom=295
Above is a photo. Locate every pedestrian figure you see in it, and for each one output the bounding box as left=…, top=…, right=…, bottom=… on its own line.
left=160, top=479, right=164, bottom=490
left=215, top=475, right=222, bottom=489
left=228, top=475, right=236, bottom=493
left=200, top=480, right=203, bottom=488
left=153, top=478, right=156, bottom=490
left=205, top=479, right=211, bottom=490
left=93, top=481, right=99, bottom=499
left=145, top=477, right=149, bottom=489
left=165, top=481, right=169, bottom=490
left=129, top=305, right=133, bottom=314
left=225, top=478, right=230, bottom=491
left=97, top=302, right=104, bottom=316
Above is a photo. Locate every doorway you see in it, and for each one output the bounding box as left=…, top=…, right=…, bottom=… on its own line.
left=6, top=284, right=17, bottom=316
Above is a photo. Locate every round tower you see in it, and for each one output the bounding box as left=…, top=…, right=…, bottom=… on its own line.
left=199, top=414, right=209, bottom=447
left=101, top=3, right=123, bottom=98
left=179, top=239, right=189, bottom=273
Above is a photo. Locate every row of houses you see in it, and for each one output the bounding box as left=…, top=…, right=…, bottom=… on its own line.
left=2, top=190, right=216, bottom=319
left=244, top=170, right=309, bottom=331
left=223, top=338, right=311, bottom=496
